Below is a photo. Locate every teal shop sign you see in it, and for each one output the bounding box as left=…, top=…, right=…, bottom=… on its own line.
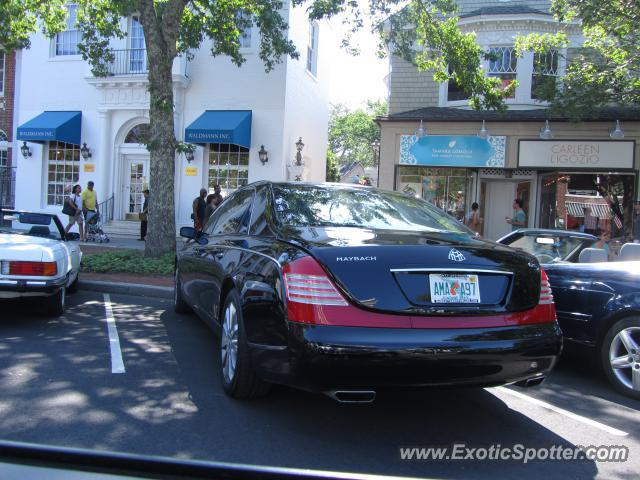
left=399, top=135, right=506, bottom=167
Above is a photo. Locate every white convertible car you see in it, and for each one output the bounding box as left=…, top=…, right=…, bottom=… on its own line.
left=0, top=210, right=82, bottom=315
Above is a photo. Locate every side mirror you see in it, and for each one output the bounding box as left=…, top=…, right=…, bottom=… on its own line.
left=66, top=232, right=80, bottom=241
left=180, top=226, right=197, bottom=239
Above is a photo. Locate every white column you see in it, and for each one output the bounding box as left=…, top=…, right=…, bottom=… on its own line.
left=97, top=110, right=112, bottom=203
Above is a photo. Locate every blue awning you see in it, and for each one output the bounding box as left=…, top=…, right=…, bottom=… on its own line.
left=17, top=111, right=82, bottom=145
left=185, top=110, right=252, bottom=148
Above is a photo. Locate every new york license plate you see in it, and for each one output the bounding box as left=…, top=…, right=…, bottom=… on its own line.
left=429, top=274, right=481, bottom=303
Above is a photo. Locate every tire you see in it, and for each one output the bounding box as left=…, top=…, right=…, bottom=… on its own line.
left=219, top=290, right=270, bottom=399
left=600, top=316, right=640, bottom=399
left=173, top=267, right=191, bottom=313
left=67, top=273, right=79, bottom=294
left=46, top=288, right=66, bottom=316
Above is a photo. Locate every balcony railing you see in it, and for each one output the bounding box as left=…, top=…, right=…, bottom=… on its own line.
left=106, top=49, right=148, bottom=76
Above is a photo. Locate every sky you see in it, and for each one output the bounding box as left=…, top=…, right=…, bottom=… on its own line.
left=326, top=15, right=389, bottom=110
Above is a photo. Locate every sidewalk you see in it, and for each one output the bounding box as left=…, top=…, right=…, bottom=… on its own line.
left=77, top=235, right=176, bottom=299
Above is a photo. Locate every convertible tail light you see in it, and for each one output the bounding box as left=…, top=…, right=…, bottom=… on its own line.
left=1, top=261, right=57, bottom=276
left=539, top=268, right=554, bottom=305
left=283, top=256, right=348, bottom=307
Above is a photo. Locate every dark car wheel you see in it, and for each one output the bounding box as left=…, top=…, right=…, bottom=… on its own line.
left=174, top=267, right=191, bottom=313
left=219, top=290, right=270, bottom=399
left=67, top=273, right=79, bottom=294
left=47, top=288, right=66, bottom=316
left=601, top=316, right=640, bottom=399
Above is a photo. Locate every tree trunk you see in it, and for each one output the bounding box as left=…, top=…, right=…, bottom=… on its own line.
left=139, top=2, right=178, bottom=258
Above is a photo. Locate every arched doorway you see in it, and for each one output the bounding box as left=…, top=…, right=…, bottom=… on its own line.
left=119, top=123, right=150, bottom=220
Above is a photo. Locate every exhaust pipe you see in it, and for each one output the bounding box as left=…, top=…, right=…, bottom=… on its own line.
left=514, top=376, right=546, bottom=388
left=324, top=390, right=376, bottom=403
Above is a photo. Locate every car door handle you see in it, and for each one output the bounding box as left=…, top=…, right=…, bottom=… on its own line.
left=215, top=252, right=224, bottom=260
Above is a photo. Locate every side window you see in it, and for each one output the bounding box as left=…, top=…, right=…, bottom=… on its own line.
left=209, top=190, right=254, bottom=236
left=249, top=185, right=270, bottom=236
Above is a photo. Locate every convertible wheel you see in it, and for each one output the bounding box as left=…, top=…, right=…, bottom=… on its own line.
left=219, top=290, right=270, bottom=399
left=47, top=288, right=66, bottom=316
left=173, top=268, right=191, bottom=313
left=67, top=273, right=79, bottom=294
left=601, top=317, right=640, bottom=399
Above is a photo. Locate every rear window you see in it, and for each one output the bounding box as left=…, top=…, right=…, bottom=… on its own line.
left=272, top=184, right=471, bottom=233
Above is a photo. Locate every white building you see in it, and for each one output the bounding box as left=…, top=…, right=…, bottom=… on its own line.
left=12, top=4, right=329, bottom=232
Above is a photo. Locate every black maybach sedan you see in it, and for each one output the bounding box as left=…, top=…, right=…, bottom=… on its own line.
left=175, top=182, right=562, bottom=402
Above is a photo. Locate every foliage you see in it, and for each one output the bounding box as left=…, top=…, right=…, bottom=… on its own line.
left=81, top=249, right=174, bottom=275
left=326, top=150, right=340, bottom=182
left=328, top=100, right=386, bottom=171
left=516, top=0, right=640, bottom=118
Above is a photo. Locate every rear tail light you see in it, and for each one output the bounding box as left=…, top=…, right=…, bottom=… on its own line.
left=539, top=268, right=554, bottom=305
left=1, top=261, right=58, bottom=276
left=283, top=256, right=347, bottom=307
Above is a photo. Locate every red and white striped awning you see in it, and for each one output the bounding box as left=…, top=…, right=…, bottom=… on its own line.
left=566, top=201, right=611, bottom=219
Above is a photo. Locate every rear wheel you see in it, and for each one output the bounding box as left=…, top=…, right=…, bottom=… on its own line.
left=67, top=273, right=79, bottom=294
left=173, top=267, right=190, bottom=313
left=219, top=290, right=270, bottom=399
left=600, top=316, right=640, bottom=399
left=47, top=288, right=66, bottom=316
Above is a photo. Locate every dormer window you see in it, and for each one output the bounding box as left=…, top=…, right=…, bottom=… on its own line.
left=487, top=47, right=517, bottom=99
left=532, top=49, right=559, bottom=100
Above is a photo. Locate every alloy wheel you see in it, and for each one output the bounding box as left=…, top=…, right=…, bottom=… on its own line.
left=221, top=302, right=239, bottom=384
left=609, top=326, right=640, bottom=391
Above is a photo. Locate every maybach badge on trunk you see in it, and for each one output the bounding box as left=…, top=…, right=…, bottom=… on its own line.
left=448, top=249, right=466, bottom=262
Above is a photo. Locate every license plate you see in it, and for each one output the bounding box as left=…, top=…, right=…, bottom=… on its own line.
left=429, top=274, right=481, bottom=303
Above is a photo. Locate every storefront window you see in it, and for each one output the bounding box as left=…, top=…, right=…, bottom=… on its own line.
left=47, top=141, right=80, bottom=206
left=539, top=172, right=635, bottom=240
left=208, top=143, right=249, bottom=197
left=396, top=166, right=473, bottom=222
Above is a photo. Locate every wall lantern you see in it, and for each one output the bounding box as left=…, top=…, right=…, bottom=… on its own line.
left=478, top=120, right=490, bottom=139
left=20, top=141, right=32, bottom=159
left=609, top=120, right=625, bottom=139
left=415, top=119, right=426, bottom=138
left=258, top=145, right=269, bottom=165
left=80, top=143, right=92, bottom=160
left=295, top=137, right=305, bottom=166
left=539, top=120, right=554, bottom=140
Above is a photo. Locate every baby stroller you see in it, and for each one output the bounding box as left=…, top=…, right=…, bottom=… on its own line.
left=85, top=211, right=110, bottom=243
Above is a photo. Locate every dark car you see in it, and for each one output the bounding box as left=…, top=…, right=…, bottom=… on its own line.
left=174, top=182, right=561, bottom=402
left=497, top=229, right=598, bottom=265
left=499, top=229, right=640, bottom=399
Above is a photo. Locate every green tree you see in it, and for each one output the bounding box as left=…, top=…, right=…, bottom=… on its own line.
left=1, top=0, right=335, bottom=257
left=515, top=0, right=640, bottom=118
left=327, top=100, right=386, bottom=176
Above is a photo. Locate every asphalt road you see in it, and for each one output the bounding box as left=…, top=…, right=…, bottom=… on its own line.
left=0, top=291, right=638, bottom=479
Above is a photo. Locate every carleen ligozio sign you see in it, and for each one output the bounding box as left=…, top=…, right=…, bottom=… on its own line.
left=518, top=140, right=635, bottom=169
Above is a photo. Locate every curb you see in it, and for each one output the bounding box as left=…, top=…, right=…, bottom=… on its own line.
left=79, top=280, right=173, bottom=299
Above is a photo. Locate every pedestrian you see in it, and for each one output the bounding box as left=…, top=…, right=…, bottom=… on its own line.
left=213, top=184, right=224, bottom=205
left=64, top=184, right=85, bottom=241
left=204, top=193, right=217, bottom=221
left=465, top=202, right=481, bottom=233
left=584, top=206, right=598, bottom=235
left=505, top=198, right=526, bottom=231
left=138, top=189, right=149, bottom=241
left=81, top=180, right=99, bottom=239
left=593, top=228, right=611, bottom=259
left=633, top=201, right=640, bottom=242
left=192, top=188, right=207, bottom=232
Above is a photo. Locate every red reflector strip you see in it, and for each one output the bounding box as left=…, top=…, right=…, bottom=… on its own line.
left=284, top=273, right=348, bottom=306
left=5, top=261, right=57, bottom=276
left=539, top=268, right=554, bottom=305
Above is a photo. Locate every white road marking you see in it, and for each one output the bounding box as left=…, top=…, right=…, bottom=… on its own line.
left=103, top=293, right=125, bottom=374
left=492, top=386, right=628, bottom=437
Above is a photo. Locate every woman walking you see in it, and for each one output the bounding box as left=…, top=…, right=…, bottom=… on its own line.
left=64, top=184, right=85, bottom=241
